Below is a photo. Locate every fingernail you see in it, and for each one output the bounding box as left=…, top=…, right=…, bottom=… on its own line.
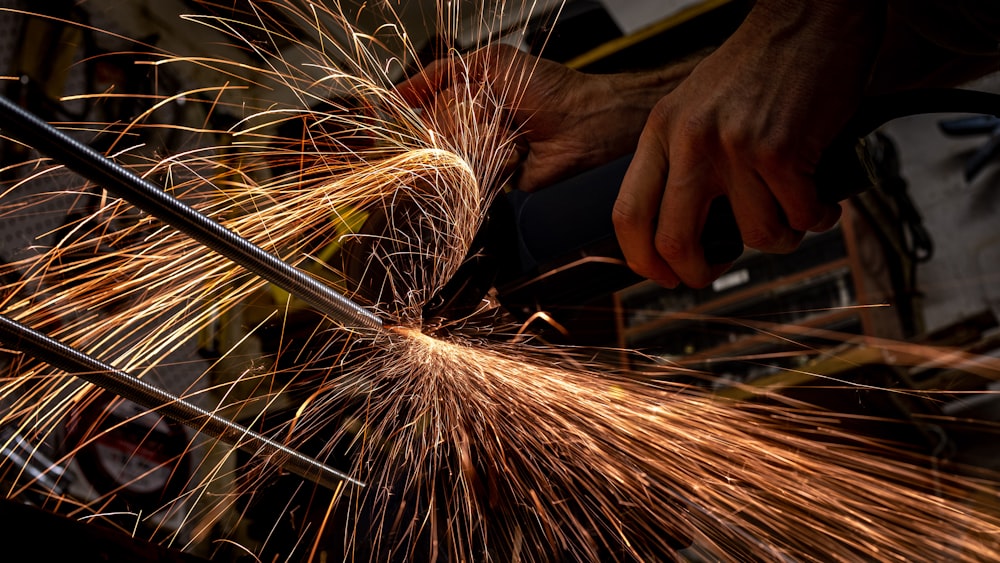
left=654, top=278, right=679, bottom=289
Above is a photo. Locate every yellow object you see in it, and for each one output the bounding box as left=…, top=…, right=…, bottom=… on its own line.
left=565, top=0, right=732, bottom=70
left=268, top=207, right=370, bottom=309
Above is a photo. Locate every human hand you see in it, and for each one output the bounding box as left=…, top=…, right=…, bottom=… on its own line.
left=397, top=44, right=698, bottom=192
left=613, top=0, right=883, bottom=288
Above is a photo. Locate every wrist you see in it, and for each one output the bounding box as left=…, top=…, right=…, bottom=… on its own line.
left=620, top=53, right=704, bottom=107
left=591, top=51, right=706, bottom=123
left=581, top=55, right=704, bottom=155
left=736, top=0, right=885, bottom=96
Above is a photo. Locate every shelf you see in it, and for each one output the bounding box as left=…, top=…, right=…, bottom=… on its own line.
left=613, top=203, right=910, bottom=381
left=622, top=258, right=853, bottom=340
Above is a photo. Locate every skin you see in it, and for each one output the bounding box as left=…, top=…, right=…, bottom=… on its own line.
left=615, top=0, right=882, bottom=288
left=397, top=43, right=703, bottom=193
left=399, top=0, right=1000, bottom=288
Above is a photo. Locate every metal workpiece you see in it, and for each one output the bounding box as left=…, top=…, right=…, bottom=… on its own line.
left=0, top=94, right=382, bottom=333
left=0, top=313, right=364, bottom=491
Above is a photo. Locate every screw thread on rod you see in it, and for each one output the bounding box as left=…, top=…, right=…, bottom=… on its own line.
left=0, top=314, right=364, bottom=490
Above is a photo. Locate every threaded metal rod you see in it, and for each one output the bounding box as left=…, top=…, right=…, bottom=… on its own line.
left=0, top=94, right=381, bottom=332
left=0, top=314, right=364, bottom=491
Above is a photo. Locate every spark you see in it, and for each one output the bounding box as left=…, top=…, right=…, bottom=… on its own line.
left=0, top=1, right=998, bottom=562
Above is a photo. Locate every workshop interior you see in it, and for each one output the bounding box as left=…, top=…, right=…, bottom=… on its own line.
left=1, top=0, right=999, bottom=561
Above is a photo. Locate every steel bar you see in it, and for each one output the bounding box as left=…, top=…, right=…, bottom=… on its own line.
left=0, top=94, right=382, bottom=332
left=0, top=313, right=364, bottom=491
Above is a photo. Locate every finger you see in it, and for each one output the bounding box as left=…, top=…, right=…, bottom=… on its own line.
left=653, top=148, right=721, bottom=288
left=758, top=156, right=834, bottom=233
left=396, top=58, right=454, bottom=106
left=460, top=44, right=528, bottom=104
left=727, top=169, right=804, bottom=254
left=613, top=129, right=679, bottom=287
left=812, top=201, right=843, bottom=232
left=426, top=86, right=462, bottom=141
left=429, top=81, right=504, bottom=134
left=398, top=45, right=517, bottom=104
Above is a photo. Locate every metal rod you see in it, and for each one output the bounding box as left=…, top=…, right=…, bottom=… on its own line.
left=0, top=94, right=382, bottom=332
left=0, top=314, right=364, bottom=491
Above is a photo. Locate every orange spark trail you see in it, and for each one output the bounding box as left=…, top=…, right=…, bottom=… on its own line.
left=0, top=1, right=998, bottom=561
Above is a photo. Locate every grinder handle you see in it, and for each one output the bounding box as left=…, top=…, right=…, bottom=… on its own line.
left=508, top=129, right=877, bottom=279
left=501, top=89, right=1000, bottom=307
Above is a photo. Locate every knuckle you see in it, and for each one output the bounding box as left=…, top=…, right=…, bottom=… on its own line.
left=653, top=229, right=689, bottom=262
left=642, top=107, right=670, bottom=136
left=718, top=125, right=752, bottom=155
left=611, top=197, right=639, bottom=231
left=753, top=141, right=788, bottom=172
left=674, top=112, right=708, bottom=141
left=753, top=127, right=801, bottom=167
left=741, top=223, right=787, bottom=252
left=646, top=98, right=693, bottom=136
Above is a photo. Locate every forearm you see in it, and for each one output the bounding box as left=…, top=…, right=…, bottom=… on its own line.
left=606, top=51, right=708, bottom=116
left=580, top=52, right=707, bottom=158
